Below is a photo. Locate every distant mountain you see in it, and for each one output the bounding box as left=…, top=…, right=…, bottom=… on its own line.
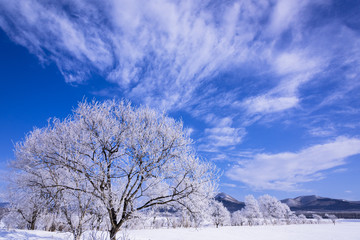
left=281, top=195, right=360, bottom=212
left=215, top=193, right=244, bottom=213
left=215, top=193, right=360, bottom=217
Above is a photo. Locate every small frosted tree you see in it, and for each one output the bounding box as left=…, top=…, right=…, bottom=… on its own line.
left=12, top=99, right=218, bottom=239
left=242, top=195, right=262, bottom=226
left=297, top=214, right=307, bottom=224
left=231, top=210, right=247, bottom=226
left=210, top=201, right=231, bottom=228
left=258, top=195, right=287, bottom=225
left=4, top=172, right=54, bottom=230
left=325, top=214, right=337, bottom=225
left=312, top=214, right=322, bottom=224
left=280, top=202, right=293, bottom=225
left=4, top=189, right=42, bottom=230
left=288, top=214, right=299, bottom=225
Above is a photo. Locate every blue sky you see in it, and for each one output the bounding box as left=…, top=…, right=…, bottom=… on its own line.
left=1, top=0, right=360, bottom=201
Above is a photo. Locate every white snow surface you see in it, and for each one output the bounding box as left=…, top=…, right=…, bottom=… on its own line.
left=1, top=222, right=360, bottom=240
left=0, top=229, right=71, bottom=240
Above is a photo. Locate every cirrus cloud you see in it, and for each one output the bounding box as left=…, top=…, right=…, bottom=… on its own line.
left=226, top=137, right=360, bottom=191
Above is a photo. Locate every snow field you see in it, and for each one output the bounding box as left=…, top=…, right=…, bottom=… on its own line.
left=1, top=221, right=359, bottom=240
left=130, top=222, right=360, bottom=240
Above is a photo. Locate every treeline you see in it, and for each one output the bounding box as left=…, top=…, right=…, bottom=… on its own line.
left=210, top=195, right=338, bottom=227
left=1, top=194, right=336, bottom=234
left=298, top=211, right=360, bottom=219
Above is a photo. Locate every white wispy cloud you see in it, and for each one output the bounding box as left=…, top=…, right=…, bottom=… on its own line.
left=242, top=95, right=299, bottom=115
left=221, top=183, right=237, bottom=188
left=0, top=0, right=357, bottom=115
left=0, top=0, right=260, bottom=110
left=273, top=51, right=322, bottom=76
left=235, top=0, right=324, bottom=117
left=241, top=48, right=325, bottom=116
left=266, top=0, right=311, bottom=36
left=204, top=127, right=245, bottom=148
left=332, top=168, right=347, bottom=173
left=198, top=117, right=246, bottom=152
left=308, top=126, right=336, bottom=137
left=226, top=137, right=360, bottom=191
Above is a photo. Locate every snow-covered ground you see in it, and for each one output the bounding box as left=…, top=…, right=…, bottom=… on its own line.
left=1, top=221, right=360, bottom=240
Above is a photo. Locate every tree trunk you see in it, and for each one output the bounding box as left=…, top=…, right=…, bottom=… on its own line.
left=72, top=229, right=83, bottom=240
left=109, top=207, right=121, bottom=240
left=29, top=220, right=36, bottom=230
left=74, top=234, right=82, bottom=240
left=29, top=210, right=38, bottom=230
left=109, top=227, right=118, bottom=240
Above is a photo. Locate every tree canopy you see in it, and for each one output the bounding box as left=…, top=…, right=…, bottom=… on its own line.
left=11, top=99, right=218, bottom=239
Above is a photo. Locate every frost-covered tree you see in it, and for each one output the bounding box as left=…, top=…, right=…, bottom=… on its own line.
left=4, top=189, right=42, bottom=230
left=312, top=214, right=322, bottom=224
left=258, top=195, right=289, bottom=225
left=297, top=214, right=308, bottom=224
left=325, top=214, right=337, bottom=225
left=12, top=99, right=218, bottom=239
left=3, top=172, right=55, bottom=230
left=288, top=214, right=299, bottom=225
left=242, top=195, right=262, bottom=226
left=209, top=201, right=231, bottom=228
left=280, top=202, right=293, bottom=225
left=8, top=127, right=104, bottom=240
left=231, top=210, right=247, bottom=226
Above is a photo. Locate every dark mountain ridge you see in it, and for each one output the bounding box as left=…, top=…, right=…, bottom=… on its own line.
left=214, top=192, right=245, bottom=213
left=281, top=195, right=360, bottom=212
